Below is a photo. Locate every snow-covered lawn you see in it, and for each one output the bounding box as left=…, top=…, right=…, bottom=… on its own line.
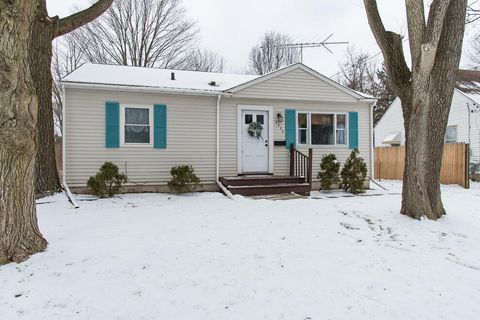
left=1, top=181, right=480, bottom=320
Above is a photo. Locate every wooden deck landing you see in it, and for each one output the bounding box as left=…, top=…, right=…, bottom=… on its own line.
left=219, top=175, right=310, bottom=196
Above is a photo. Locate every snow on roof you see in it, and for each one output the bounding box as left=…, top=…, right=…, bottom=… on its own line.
left=351, top=89, right=375, bottom=99
left=62, top=63, right=259, bottom=93
left=62, top=62, right=374, bottom=100
left=382, top=131, right=401, bottom=144
left=456, top=69, right=480, bottom=91
left=462, top=92, right=480, bottom=105
left=456, top=69, right=480, bottom=105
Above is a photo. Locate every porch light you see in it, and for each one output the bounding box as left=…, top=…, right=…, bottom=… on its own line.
left=277, top=113, right=283, bottom=123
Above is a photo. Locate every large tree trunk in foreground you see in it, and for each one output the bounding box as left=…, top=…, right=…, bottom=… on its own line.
left=0, top=0, right=48, bottom=265
left=364, top=0, right=467, bottom=220
left=401, top=2, right=466, bottom=219
left=32, top=0, right=113, bottom=195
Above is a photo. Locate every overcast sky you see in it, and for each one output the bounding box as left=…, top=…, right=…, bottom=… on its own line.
left=46, top=0, right=475, bottom=76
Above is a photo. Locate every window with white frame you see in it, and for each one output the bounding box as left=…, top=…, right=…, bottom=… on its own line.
left=336, top=114, right=347, bottom=145
left=298, top=113, right=309, bottom=144
left=445, top=126, right=457, bottom=143
left=122, top=106, right=152, bottom=145
left=297, top=112, right=347, bottom=146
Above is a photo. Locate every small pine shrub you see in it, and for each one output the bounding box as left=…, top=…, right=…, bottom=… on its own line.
left=87, top=162, right=127, bottom=197
left=167, top=165, right=201, bottom=194
left=340, top=148, right=367, bottom=194
left=317, top=153, right=340, bottom=191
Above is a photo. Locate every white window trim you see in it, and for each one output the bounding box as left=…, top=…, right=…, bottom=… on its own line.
left=296, top=111, right=349, bottom=147
left=120, top=104, right=154, bottom=147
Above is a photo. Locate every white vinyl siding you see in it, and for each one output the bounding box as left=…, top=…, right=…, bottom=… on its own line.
left=375, top=90, right=480, bottom=164
left=64, top=88, right=217, bottom=187
left=220, top=97, right=372, bottom=178
left=234, top=68, right=358, bottom=103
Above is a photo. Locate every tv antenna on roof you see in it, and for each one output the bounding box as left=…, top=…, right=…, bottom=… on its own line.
left=285, top=34, right=348, bottom=62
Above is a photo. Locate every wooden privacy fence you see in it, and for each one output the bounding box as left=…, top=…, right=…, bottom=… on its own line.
left=374, top=143, right=470, bottom=188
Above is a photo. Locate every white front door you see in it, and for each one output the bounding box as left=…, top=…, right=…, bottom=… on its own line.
left=241, top=110, right=269, bottom=173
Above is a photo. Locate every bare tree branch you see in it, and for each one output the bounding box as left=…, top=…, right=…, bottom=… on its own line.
left=248, top=31, right=300, bottom=75
left=337, top=47, right=396, bottom=125
left=418, top=0, right=452, bottom=74
left=406, top=0, right=426, bottom=65
left=467, top=0, right=480, bottom=23
left=52, top=34, right=87, bottom=134
left=72, top=0, right=198, bottom=69
left=55, top=0, right=113, bottom=38
left=363, top=0, right=411, bottom=101
left=182, top=48, right=225, bottom=72
left=337, top=46, right=378, bottom=94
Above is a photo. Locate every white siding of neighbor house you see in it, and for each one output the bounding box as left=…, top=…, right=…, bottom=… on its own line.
left=374, top=90, right=480, bottom=163
left=233, top=68, right=358, bottom=103
left=471, top=111, right=480, bottom=164
left=64, top=68, right=373, bottom=188
left=374, top=97, right=404, bottom=147
left=455, top=91, right=480, bottom=164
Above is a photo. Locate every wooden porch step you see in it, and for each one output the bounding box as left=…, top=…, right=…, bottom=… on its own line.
left=220, top=175, right=305, bottom=187
left=226, top=182, right=311, bottom=196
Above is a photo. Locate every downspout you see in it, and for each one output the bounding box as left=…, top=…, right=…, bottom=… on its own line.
left=467, top=102, right=471, bottom=146
left=367, top=100, right=388, bottom=190
left=61, top=84, right=79, bottom=209
left=215, top=93, right=235, bottom=199
left=369, top=100, right=376, bottom=181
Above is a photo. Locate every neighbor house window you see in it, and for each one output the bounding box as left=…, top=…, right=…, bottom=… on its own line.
left=297, top=112, right=347, bottom=146
left=445, top=126, right=457, bottom=143
left=122, top=106, right=152, bottom=145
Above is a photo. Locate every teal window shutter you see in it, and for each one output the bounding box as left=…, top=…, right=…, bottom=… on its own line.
left=349, top=111, right=359, bottom=149
left=154, top=104, right=167, bottom=149
left=105, top=102, right=120, bottom=148
left=285, top=109, right=296, bottom=149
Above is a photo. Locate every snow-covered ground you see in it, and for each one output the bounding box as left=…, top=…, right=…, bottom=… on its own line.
left=1, top=181, right=480, bottom=320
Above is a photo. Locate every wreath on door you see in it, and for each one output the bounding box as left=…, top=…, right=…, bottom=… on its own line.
left=248, top=122, right=263, bottom=139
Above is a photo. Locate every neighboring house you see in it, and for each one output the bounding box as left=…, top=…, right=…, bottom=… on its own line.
left=375, top=70, right=480, bottom=168
left=62, top=62, right=376, bottom=195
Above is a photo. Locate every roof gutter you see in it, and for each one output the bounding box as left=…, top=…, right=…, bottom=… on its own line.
left=61, top=81, right=222, bottom=97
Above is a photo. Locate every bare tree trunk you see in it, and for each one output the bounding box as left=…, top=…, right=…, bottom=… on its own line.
left=0, top=0, right=48, bottom=265
left=401, top=1, right=466, bottom=219
left=364, top=0, right=467, bottom=220
left=31, top=5, right=61, bottom=195
left=32, top=0, right=113, bottom=195
left=401, top=95, right=448, bottom=219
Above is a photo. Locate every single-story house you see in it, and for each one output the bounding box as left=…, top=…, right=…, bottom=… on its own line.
left=62, top=62, right=376, bottom=195
left=374, top=70, right=480, bottom=169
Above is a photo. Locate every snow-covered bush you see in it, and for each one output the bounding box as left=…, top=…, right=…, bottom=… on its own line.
left=87, top=162, right=127, bottom=197
left=167, top=165, right=201, bottom=194
left=317, top=153, right=340, bottom=191
left=340, top=149, right=367, bottom=194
